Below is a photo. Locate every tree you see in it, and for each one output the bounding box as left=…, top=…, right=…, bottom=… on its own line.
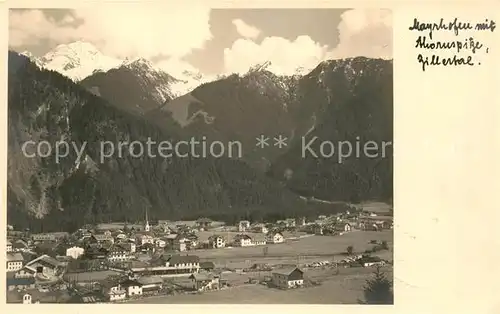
left=361, top=266, right=393, bottom=304
left=381, top=241, right=389, bottom=250
left=346, top=245, right=354, bottom=255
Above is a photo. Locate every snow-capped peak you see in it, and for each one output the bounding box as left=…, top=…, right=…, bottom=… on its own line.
left=122, top=57, right=156, bottom=72
left=20, top=50, right=34, bottom=58
left=38, top=41, right=122, bottom=81
left=20, top=41, right=218, bottom=98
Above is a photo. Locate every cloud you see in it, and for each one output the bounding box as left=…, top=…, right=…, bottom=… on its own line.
left=231, top=19, right=261, bottom=39
left=223, top=9, right=392, bottom=75
left=9, top=5, right=213, bottom=60
left=224, top=35, right=329, bottom=75
left=155, top=58, right=201, bottom=78
left=328, top=9, right=392, bottom=59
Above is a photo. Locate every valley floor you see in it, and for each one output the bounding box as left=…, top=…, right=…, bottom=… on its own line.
left=129, top=266, right=393, bottom=304
left=129, top=230, right=393, bottom=304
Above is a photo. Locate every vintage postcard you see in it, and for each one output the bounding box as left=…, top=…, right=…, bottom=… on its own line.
left=1, top=0, right=499, bottom=313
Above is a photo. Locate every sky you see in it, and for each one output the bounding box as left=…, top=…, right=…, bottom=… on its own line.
left=8, top=7, right=392, bottom=77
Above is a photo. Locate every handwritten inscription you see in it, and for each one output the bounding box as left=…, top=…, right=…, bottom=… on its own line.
left=409, top=18, right=496, bottom=71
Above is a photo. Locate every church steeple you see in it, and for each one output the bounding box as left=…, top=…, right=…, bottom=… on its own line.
left=144, top=208, right=150, bottom=232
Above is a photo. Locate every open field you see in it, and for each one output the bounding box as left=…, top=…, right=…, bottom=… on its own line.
left=360, top=202, right=392, bottom=213
left=194, top=230, right=393, bottom=267
left=131, top=266, right=393, bottom=304
left=63, top=270, right=121, bottom=282
left=195, top=230, right=308, bottom=243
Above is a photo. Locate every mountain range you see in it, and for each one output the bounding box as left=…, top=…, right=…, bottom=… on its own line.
left=21, top=41, right=213, bottom=97
left=9, top=41, right=393, bottom=232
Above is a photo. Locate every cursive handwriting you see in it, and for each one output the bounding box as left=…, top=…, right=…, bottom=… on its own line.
left=409, top=18, right=474, bottom=38
left=415, top=36, right=483, bottom=54
left=417, top=54, right=474, bottom=71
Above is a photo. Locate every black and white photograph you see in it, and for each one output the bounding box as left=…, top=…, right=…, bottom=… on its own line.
left=6, top=6, right=393, bottom=304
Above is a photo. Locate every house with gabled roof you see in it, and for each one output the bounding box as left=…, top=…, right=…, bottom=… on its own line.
left=91, top=233, right=115, bottom=244
left=271, top=267, right=304, bottom=289
left=100, top=278, right=127, bottom=301
left=25, top=254, right=64, bottom=278
left=233, top=234, right=253, bottom=247
left=266, top=231, right=284, bottom=244
left=208, top=235, right=225, bottom=248
left=137, top=276, right=163, bottom=294
left=189, top=273, right=220, bottom=291
left=334, top=222, right=352, bottom=233
left=14, top=265, right=37, bottom=278
left=199, top=261, right=215, bottom=272
left=7, top=252, right=24, bottom=272
left=12, top=239, right=29, bottom=252
left=238, top=220, right=251, bottom=232
left=107, top=244, right=132, bottom=262
left=195, top=217, right=212, bottom=230
left=119, top=279, right=143, bottom=297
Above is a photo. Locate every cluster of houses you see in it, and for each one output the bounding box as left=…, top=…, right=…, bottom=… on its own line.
left=5, top=205, right=393, bottom=303
left=300, top=210, right=393, bottom=236
left=207, top=231, right=284, bottom=249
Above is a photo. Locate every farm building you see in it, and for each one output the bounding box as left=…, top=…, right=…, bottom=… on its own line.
left=189, top=273, right=220, bottom=291
left=25, top=254, right=64, bottom=278
left=137, top=276, right=163, bottom=294
left=271, top=267, right=304, bottom=289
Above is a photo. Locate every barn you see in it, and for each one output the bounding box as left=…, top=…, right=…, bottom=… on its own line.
left=271, top=267, right=304, bottom=289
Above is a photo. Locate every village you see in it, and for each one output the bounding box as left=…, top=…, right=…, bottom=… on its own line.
left=6, top=202, right=393, bottom=304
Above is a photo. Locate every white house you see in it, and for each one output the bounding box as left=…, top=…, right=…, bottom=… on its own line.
left=208, top=235, right=226, bottom=249
left=233, top=234, right=253, bottom=247
left=238, top=220, right=251, bottom=232
left=266, top=232, right=284, bottom=244
left=334, top=223, right=352, bottom=233
left=101, top=280, right=127, bottom=301
left=251, top=224, right=268, bottom=234
left=155, top=239, right=166, bottom=248
left=120, top=279, right=143, bottom=297
left=115, top=233, right=127, bottom=241
left=66, top=246, right=85, bottom=259
left=136, top=234, right=155, bottom=246
left=173, top=237, right=187, bottom=252
left=7, top=252, right=24, bottom=272
left=252, top=234, right=267, bottom=246
left=271, top=267, right=304, bottom=289
left=107, top=245, right=132, bottom=262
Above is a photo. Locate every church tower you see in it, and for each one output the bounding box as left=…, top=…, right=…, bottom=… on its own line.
left=144, top=208, right=150, bottom=232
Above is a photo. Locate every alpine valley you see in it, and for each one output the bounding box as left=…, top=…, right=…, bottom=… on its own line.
left=9, top=41, right=393, bottom=232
